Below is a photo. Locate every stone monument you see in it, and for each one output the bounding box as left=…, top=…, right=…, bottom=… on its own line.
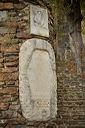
left=19, top=39, right=57, bottom=121
left=19, top=5, right=57, bottom=121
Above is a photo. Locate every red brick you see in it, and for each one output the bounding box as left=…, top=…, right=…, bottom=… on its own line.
left=0, top=58, right=4, bottom=63
left=1, top=67, right=18, bottom=73
left=5, top=56, right=19, bottom=62
left=66, top=61, right=77, bottom=74
left=0, top=94, right=18, bottom=102
left=18, top=21, right=27, bottom=29
left=16, top=32, right=31, bottom=39
left=81, top=73, right=85, bottom=80
left=14, top=3, right=25, bottom=10
left=0, top=87, right=18, bottom=95
left=6, top=21, right=18, bottom=28
left=0, top=36, right=11, bottom=44
left=1, top=44, right=19, bottom=52
left=0, top=53, right=3, bottom=58
left=0, top=72, right=18, bottom=81
left=4, top=61, right=19, bottom=67
left=0, top=63, right=4, bottom=68
left=0, top=103, right=9, bottom=110
left=0, top=3, right=4, bottom=9
left=0, top=3, right=14, bottom=10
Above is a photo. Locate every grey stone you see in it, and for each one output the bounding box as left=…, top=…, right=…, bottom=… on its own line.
left=4, top=52, right=19, bottom=57
left=30, top=5, right=49, bottom=37
left=19, top=39, right=57, bottom=121
left=0, top=11, right=7, bottom=21
left=0, top=27, right=8, bottom=34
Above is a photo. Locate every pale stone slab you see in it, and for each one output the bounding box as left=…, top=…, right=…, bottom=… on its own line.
left=19, top=39, right=57, bottom=121
left=30, top=5, right=49, bottom=37
left=0, top=11, right=7, bottom=21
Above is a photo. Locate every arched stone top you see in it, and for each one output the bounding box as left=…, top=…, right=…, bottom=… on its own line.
left=19, top=38, right=57, bottom=121
left=19, top=38, right=56, bottom=75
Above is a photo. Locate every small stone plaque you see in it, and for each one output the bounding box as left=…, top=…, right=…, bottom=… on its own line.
left=30, top=5, right=49, bottom=37
left=19, top=39, right=57, bottom=121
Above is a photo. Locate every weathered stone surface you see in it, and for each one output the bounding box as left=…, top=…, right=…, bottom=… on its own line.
left=0, top=27, right=16, bottom=35
left=0, top=27, right=8, bottom=34
left=19, top=38, right=57, bottom=121
left=30, top=5, right=49, bottom=37
left=1, top=110, right=17, bottom=119
left=0, top=1, right=84, bottom=127
left=0, top=11, right=7, bottom=21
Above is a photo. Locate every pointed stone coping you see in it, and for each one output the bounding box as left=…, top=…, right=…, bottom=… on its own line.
left=19, top=38, right=57, bottom=121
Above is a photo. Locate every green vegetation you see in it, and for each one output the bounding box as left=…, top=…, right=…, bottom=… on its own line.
left=48, top=0, right=85, bottom=74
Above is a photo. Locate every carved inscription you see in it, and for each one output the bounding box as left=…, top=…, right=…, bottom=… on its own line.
left=35, top=99, right=49, bottom=107
left=19, top=39, right=57, bottom=121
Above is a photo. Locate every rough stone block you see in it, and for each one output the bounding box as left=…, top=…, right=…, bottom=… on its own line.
left=30, top=5, right=49, bottom=37
left=19, top=39, right=57, bottom=121
left=0, top=11, right=7, bottom=21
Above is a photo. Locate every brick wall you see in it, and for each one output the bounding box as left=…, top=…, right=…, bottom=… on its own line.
left=0, top=1, right=85, bottom=128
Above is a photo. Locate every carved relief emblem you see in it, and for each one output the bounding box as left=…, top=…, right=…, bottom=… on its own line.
left=33, top=11, right=44, bottom=27
left=30, top=5, right=49, bottom=37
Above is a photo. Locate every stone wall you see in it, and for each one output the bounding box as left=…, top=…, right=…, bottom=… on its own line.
left=0, top=0, right=85, bottom=128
